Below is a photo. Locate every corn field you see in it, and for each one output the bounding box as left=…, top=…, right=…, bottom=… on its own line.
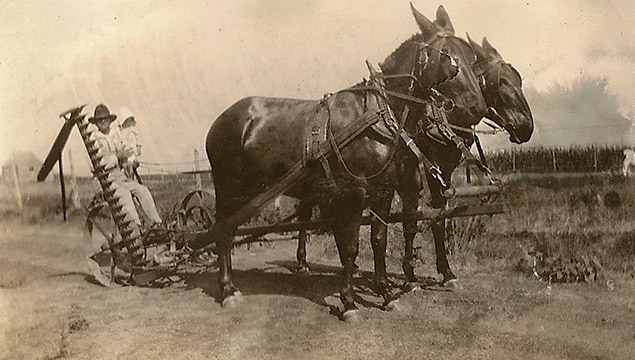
left=485, top=145, right=626, bottom=173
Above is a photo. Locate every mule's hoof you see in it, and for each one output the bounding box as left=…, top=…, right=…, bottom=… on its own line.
left=221, top=293, right=243, bottom=309
left=342, top=309, right=361, bottom=323
left=403, top=282, right=421, bottom=293
left=352, top=264, right=362, bottom=278
left=294, top=266, right=311, bottom=275
left=384, top=299, right=401, bottom=312
left=443, top=279, right=460, bottom=289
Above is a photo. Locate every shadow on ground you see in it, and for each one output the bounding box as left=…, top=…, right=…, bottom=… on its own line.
left=171, top=258, right=444, bottom=314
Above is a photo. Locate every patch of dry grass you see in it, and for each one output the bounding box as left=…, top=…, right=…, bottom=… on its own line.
left=3, top=174, right=634, bottom=280
left=451, top=175, right=635, bottom=276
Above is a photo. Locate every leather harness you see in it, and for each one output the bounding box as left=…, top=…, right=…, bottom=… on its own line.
left=303, top=69, right=496, bottom=195
left=301, top=33, right=498, bottom=195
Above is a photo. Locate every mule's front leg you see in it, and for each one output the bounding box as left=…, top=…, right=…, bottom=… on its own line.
left=333, top=221, right=362, bottom=322
left=427, top=175, right=457, bottom=287
left=369, top=194, right=400, bottom=310
left=215, top=224, right=243, bottom=308
left=431, top=218, right=456, bottom=286
left=295, top=200, right=312, bottom=273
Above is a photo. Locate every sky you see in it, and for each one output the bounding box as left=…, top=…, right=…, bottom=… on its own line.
left=1, top=0, right=635, bottom=176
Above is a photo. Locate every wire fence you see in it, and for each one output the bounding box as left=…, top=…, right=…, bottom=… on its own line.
left=47, top=144, right=630, bottom=187
left=485, top=145, right=626, bottom=173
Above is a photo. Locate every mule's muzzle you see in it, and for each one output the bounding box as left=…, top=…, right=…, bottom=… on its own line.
left=489, top=107, right=533, bottom=144
left=506, top=109, right=534, bottom=144
left=512, top=120, right=533, bottom=143
left=504, top=123, right=521, bottom=144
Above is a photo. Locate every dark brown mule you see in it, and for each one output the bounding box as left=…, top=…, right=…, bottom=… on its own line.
left=396, top=17, right=535, bottom=289
left=205, top=4, right=486, bottom=321
left=295, top=7, right=534, bottom=291
left=469, top=35, right=534, bottom=144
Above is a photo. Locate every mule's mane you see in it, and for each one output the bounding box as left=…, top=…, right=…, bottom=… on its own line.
left=379, top=33, right=424, bottom=75
left=379, top=32, right=475, bottom=85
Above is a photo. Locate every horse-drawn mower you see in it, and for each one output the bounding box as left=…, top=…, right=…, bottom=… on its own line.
left=36, top=5, right=536, bottom=322
left=39, top=97, right=504, bottom=288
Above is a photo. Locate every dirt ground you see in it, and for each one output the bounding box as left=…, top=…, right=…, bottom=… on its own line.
left=1, top=219, right=634, bottom=360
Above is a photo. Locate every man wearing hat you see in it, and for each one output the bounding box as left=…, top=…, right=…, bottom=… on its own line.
left=88, top=104, right=162, bottom=226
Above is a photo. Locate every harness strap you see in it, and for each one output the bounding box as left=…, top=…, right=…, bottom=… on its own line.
left=430, top=106, right=494, bottom=186
left=364, top=62, right=444, bottom=187
left=473, top=57, right=504, bottom=78
left=473, top=133, right=489, bottom=169
left=190, top=107, right=386, bottom=254
left=318, top=156, right=335, bottom=184
left=399, top=128, right=446, bottom=189
left=445, top=122, right=501, bottom=135
left=350, top=57, right=500, bottom=192
left=351, top=64, right=451, bottom=189
left=314, top=95, right=336, bottom=184
left=352, top=84, right=506, bottom=136
left=351, top=84, right=431, bottom=106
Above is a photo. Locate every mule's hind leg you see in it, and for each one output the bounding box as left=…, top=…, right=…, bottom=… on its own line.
left=322, top=187, right=365, bottom=322
left=295, top=200, right=312, bottom=273
left=211, top=183, right=249, bottom=308
left=214, top=223, right=243, bottom=308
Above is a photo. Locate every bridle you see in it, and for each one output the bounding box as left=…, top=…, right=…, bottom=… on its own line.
left=329, top=32, right=489, bottom=185
left=373, top=32, right=484, bottom=119
left=472, top=56, right=526, bottom=140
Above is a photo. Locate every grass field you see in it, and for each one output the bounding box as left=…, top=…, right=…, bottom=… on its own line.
left=2, top=173, right=635, bottom=359
left=2, top=172, right=634, bottom=279
left=486, top=145, right=625, bottom=173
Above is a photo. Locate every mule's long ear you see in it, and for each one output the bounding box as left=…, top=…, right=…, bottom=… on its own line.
left=467, top=33, right=487, bottom=60
left=434, top=5, right=455, bottom=33
left=410, top=3, right=436, bottom=37
left=482, top=37, right=503, bottom=59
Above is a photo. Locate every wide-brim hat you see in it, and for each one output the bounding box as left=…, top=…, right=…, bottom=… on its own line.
left=89, top=104, right=117, bottom=124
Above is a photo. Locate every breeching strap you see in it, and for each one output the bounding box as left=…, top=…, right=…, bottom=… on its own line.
left=189, top=107, right=386, bottom=253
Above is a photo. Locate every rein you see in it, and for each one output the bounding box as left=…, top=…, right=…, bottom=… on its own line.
left=323, top=32, right=498, bottom=191
left=473, top=57, right=505, bottom=78
left=352, top=83, right=504, bottom=135
left=472, top=57, right=521, bottom=135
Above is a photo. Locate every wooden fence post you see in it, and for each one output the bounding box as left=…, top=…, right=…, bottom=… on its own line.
left=11, top=156, right=23, bottom=211
left=593, top=147, right=598, bottom=172
left=194, top=149, right=202, bottom=189
left=58, top=155, right=67, bottom=221
left=68, top=149, right=82, bottom=210
left=511, top=148, right=516, bottom=173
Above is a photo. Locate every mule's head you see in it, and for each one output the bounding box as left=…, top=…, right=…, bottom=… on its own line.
left=468, top=35, right=534, bottom=143
left=410, top=5, right=488, bottom=126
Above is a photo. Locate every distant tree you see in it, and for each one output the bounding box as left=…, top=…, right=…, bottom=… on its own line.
left=525, top=76, right=631, bottom=146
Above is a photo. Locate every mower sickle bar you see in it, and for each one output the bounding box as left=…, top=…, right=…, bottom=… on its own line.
left=76, top=116, right=144, bottom=264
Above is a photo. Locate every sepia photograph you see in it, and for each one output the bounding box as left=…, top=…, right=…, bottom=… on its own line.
left=1, top=1, right=634, bottom=359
